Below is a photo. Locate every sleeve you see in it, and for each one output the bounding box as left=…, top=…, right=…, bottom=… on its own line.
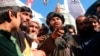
left=38, top=36, right=56, bottom=55
left=55, top=33, right=73, bottom=49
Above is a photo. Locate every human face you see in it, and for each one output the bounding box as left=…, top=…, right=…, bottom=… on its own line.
left=11, top=12, right=21, bottom=31
left=49, top=16, right=63, bottom=29
left=28, top=21, right=40, bottom=35
left=68, top=28, right=75, bottom=35
left=20, top=12, right=33, bottom=26
left=89, top=19, right=100, bottom=31
left=76, top=16, right=86, bottom=31
left=96, top=6, right=100, bottom=13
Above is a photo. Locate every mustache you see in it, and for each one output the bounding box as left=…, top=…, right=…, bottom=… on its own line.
left=31, top=30, right=35, bottom=33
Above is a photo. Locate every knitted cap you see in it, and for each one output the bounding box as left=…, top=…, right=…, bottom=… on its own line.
left=46, top=12, right=65, bottom=25
left=0, top=0, right=18, bottom=7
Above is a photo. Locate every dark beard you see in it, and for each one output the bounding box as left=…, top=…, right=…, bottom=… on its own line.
left=96, top=11, right=100, bottom=17
left=49, top=26, right=55, bottom=32
left=20, top=23, right=28, bottom=32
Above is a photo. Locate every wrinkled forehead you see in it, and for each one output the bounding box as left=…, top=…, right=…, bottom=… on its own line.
left=29, top=21, right=40, bottom=28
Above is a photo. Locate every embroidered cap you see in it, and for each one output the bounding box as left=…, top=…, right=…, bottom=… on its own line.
left=0, top=0, right=18, bottom=7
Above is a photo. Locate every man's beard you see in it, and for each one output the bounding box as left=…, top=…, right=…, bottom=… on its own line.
left=97, top=11, right=100, bottom=16
left=49, top=26, right=55, bottom=32
left=28, top=33, right=37, bottom=40
left=20, top=23, right=29, bottom=32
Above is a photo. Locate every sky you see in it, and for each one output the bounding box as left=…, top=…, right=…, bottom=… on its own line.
left=21, top=0, right=97, bottom=18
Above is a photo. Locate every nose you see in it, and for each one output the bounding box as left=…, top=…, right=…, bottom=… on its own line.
left=54, top=19, right=59, bottom=23
left=26, top=14, right=32, bottom=20
left=26, top=17, right=30, bottom=25
left=26, top=14, right=33, bottom=21
left=26, top=18, right=30, bottom=22
left=31, top=27, right=36, bottom=33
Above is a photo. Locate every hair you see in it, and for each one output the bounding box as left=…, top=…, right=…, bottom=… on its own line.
left=87, top=15, right=100, bottom=23
left=20, top=6, right=32, bottom=13
left=0, top=6, right=21, bottom=24
left=64, top=24, right=76, bottom=34
left=37, top=23, right=49, bottom=37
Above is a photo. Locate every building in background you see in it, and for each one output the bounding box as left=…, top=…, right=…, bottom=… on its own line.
left=55, top=0, right=85, bottom=32
left=55, top=0, right=76, bottom=29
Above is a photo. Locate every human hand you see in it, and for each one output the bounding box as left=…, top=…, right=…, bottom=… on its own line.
left=51, top=27, right=64, bottom=39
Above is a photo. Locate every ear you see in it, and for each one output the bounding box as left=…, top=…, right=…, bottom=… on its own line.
left=8, top=9, right=14, bottom=20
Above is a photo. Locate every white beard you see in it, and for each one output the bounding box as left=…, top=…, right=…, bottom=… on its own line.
left=28, top=33, right=37, bottom=40
left=28, top=33, right=38, bottom=50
